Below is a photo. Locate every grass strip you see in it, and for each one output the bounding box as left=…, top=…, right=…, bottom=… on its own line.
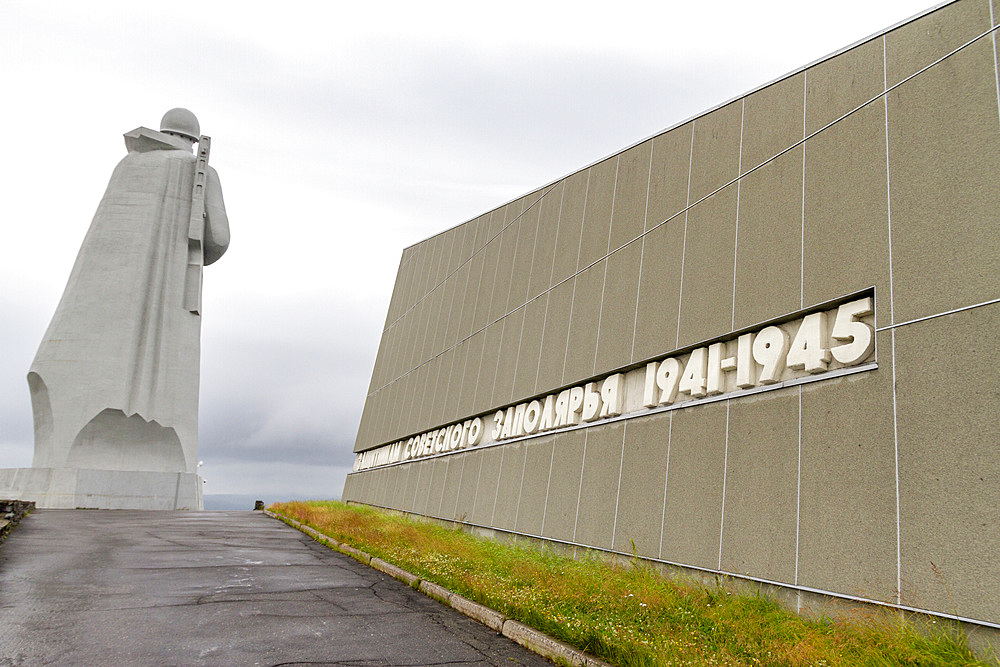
left=272, top=500, right=995, bottom=667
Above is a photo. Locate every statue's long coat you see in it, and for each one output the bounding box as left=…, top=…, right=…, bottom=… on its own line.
left=29, top=129, right=229, bottom=473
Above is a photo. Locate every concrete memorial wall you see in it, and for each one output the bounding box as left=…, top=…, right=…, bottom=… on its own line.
left=343, top=0, right=1000, bottom=630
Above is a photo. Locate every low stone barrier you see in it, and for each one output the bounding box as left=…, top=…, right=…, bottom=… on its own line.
left=0, top=499, right=35, bottom=544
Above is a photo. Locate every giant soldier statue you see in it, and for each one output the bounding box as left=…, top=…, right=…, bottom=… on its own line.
left=0, top=108, right=229, bottom=509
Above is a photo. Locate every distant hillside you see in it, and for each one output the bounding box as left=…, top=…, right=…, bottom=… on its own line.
left=204, top=493, right=339, bottom=511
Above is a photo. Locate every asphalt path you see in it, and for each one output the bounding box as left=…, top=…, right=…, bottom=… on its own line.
left=0, top=510, right=550, bottom=666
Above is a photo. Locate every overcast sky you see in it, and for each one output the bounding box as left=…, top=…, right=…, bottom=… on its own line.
left=0, top=0, right=939, bottom=502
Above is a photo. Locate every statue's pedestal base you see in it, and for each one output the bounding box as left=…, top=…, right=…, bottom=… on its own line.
left=0, top=468, right=203, bottom=510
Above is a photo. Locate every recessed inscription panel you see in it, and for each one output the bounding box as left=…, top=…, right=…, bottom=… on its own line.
left=354, top=295, right=875, bottom=472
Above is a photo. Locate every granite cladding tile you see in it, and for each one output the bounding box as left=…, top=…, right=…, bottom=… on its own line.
left=884, top=0, right=991, bottom=87
left=512, top=296, right=547, bottom=402
left=459, top=255, right=483, bottom=340
left=634, top=123, right=693, bottom=360
left=579, top=157, right=617, bottom=268
left=439, top=456, right=462, bottom=518
left=732, top=147, right=802, bottom=330
left=551, top=171, right=588, bottom=284
left=445, top=262, right=470, bottom=349
left=473, top=235, right=500, bottom=332
left=436, top=229, right=456, bottom=284
left=457, top=330, right=486, bottom=419
left=492, top=308, right=525, bottom=407
left=540, top=430, right=587, bottom=543
left=409, top=364, right=430, bottom=434
left=413, top=459, right=434, bottom=515
left=646, top=123, right=693, bottom=230
left=741, top=72, right=804, bottom=170
left=489, top=217, right=519, bottom=323
left=430, top=347, right=455, bottom=427
left=895, top=303, right=1000, bottom=622
left=595, top=242, right=642, bottom=373
left=886, top=36, right=1000, bottom=323
left=803, top=101, right=891, bottom=328
left=454, top=450, right=482, bottom=522
left=675, top=186, right=738, bottom=348
left=471, top=447, right=503, bottom=526
left=563, top=262, right=605, bottom=384
left=535, top=280, right=574, bottom=394
left=688, top=100, right=742, bottom=202
left=444, top=340, right=468, bottom=423
left=719, top=389, right=799, bottom=584
left=797, top=331, right=897, bottom=601
left=612, top=412, right=670, bottom=557
left=515, top=436, right=555, bottom=536
left=507, top=202, right=538, bottom=312
left=400, top=462, right=419, bottom=512
left=427, top=459, right=450, bottom=517
left=573, top=423, right=625, bottom=550
left=610, top=140, right=652, bottom=251
left=492, top=442, right=527, bottom=531
left=527, top=185, right=561, bottom=301
left=660, top=402, right=728, bottom=570
left=805, top=36, right=884, bottom=134
left=423, top=287, right=445, bottom=362
left=473, top=323, right=503, bottom=416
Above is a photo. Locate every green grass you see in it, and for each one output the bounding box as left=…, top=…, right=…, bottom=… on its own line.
left=271, top=500, right=995, bottom=667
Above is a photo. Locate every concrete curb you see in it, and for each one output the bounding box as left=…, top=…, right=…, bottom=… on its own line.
left=418, top=579, right=452, bottom=604
left=337, top=543, right=372, bottom=564
left=449, top=593, right=505, bottom=633
left=371, top=557, right=419, bottom=586
left=265, top=509, right=612, bottom=667
left=502, top=620, right=608, bottom=667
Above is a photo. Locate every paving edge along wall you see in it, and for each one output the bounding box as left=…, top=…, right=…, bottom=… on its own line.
left=344, top=0, right=1000, bottom=631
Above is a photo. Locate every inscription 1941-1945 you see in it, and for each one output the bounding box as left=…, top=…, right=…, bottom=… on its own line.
left=354, top=295, right=875, bottom=472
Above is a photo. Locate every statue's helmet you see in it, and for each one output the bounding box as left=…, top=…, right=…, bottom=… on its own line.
left=159, top=108, right=200, bottom=141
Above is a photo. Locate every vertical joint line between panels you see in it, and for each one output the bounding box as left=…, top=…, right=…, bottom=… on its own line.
left=795, top=386, right=803, bottom=588
left=658, top=412, right=674, bottom=561
left=882, top=36, right=896, bottom=327
left=490, top=449, right=505, bottom=526
left=992, top=0, right=1000, bottom=132
left=883, top=35, right=901, bottom=604
left=453, top=455, right=467, bottom=519
left=561, top=170, right=591, bottom=386
left=572, top=431, right=590, bottom=543
left=718, top=400, right=731, bottom=570
left=513, top=448, right=528, bottom=529
left=630, top=143, right=656, bottom=362
left=610, top=422, right=628, bottom=549
left=540, top=439, right=557, bottom=535
left=593, top=156, right=621, bottom=377
left=534, top=185, right=567, bottom=393
left=891, top=327, right=902, bottom=605
left=732, top=99, right=746, bottom=331
left=676, top=122, right=697, bottom=350
left=801, top=70, right=808, bottom=310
